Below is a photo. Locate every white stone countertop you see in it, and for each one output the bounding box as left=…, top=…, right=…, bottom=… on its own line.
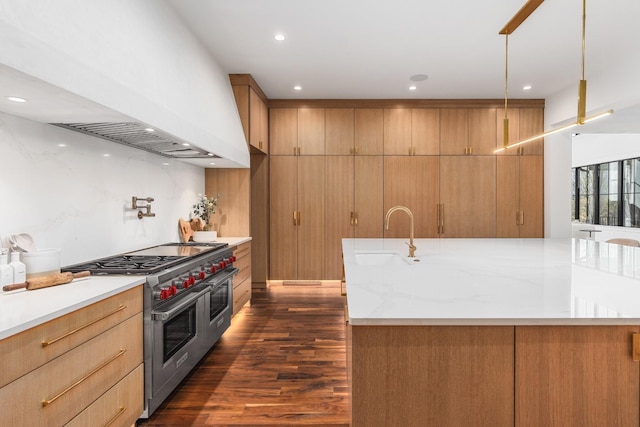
left=216, top=237, right=252, bottom=246
left=0, top=276, right=145, bottom=340
left=343, top=238, right=640, bottom=326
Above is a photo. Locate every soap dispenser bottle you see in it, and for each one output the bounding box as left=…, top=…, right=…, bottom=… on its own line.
left=0, top=251, right=13, bottom=288
left=9, top=251, right=26, bottom=284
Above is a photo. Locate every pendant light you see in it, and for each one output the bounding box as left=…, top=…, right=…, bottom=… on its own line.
left=494, top=0, right=613, bottom=154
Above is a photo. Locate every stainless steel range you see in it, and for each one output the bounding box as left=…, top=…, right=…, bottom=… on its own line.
left=63, top=242, right=238, bottom=418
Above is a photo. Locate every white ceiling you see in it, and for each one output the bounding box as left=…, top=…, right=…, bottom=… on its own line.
left=168, top=0, right=636, bottom=102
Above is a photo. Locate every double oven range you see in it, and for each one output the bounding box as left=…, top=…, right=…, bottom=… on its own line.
left=63, top=242, right=238, bottom=417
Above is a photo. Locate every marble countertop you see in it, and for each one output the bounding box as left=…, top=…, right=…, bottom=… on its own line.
left=216, top=236, right=251, bottom=246
left=0, top=276, right=145, bottom=340
left=342, top=238, right=640, bottom=326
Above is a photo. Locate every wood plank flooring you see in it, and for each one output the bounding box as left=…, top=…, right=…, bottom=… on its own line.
left=137, top=281, right=349, bottom=427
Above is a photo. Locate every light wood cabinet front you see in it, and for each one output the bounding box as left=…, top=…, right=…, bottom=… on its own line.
left=497, top=156, right=543, bottom=238
left=496, top=108, right=544, bottom=155
left=354, top=109, right=383, bottom=155
left=383, top=109, right=412, bottom=155
left=270, top=156, right=298, bottom=279
left=439, top=156, right=496, bottom=237
left=515, top=326, right=640, bottom=427
left=469, top=108, right=497, bottom=154
left=270, top=108, right=298, bottom=155
left=297, top=156, right=326, bottom=279
left=326, top=108, right=354, bottom=155
left=298, top=108, right=325, bottom=155
left=351, top=326, right=514, bottom=427
left=440, top=108, right=469, bottom=155
left=232, top=241, right=252, bottom=313
left=249, top=87, right=269, bottom=153
left=411, top=108, right=440, bottom=155
left=384, top=156, right=440, bottom=238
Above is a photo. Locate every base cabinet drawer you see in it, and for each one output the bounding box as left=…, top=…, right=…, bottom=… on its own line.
left=66, top=364, right=143, bottom=427
left=233, top=278, right=251, bottom=314
left=0, top=286, right=142, bottom=388
left=0, top=313, right=143, bottom=426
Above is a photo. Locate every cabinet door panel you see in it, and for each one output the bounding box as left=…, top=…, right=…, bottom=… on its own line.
left=440, top=108, right=469, bottom=155
left=355, top=109, right=383, bottom=155
left=518, top=108, right=544, bottom=155
left=270, top=108, right=298, bottom=155
left=298, top=156, right=326, bottom=279
left=298, top=108, right=325, bottom=155
left=384, top=156, right=439, bottom=238
left=326, top=109, right=354, bottom=155
left=383, top=109, right=412, bottom=155
left=269, top=156, right=297, bottom=279
left=440, top=156, right=496, bottom=237
left=469, top=108, right=497, bottom=154
left=412, top=108, right=440, bottom=155
left=496, top=156, right=520, bottom=238
left=326, top=156, right=354, bottom=280
left=516, top=326, right=640, bottom=427
left=355, top=156, right=383, bottom=238
left=519, top=156, right=543, bottom=237
left=249, top=87, right=268, bottom=153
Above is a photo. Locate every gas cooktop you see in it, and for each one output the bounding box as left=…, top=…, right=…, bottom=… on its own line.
left=62, top=242, right=228, bottom=275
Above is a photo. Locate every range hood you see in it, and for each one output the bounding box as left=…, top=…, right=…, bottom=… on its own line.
left=51, top=122, right=220, bottom=160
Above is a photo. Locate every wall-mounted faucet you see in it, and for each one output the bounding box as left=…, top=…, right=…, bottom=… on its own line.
left=384, top=205, right=416, bottom=257
left=132, top=196, right=156, bottom=219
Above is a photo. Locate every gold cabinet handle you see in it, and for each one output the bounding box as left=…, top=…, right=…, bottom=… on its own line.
left=104, top=406, right=126, bottom=427
left=520, top=211, right=525, bottom=225
left=354, top=212, right=358, bottom=226
left=42, top=349, right=126, bottom=407
left=42, top=305, right=126, bottom=348
left=437, top=204, right=445, bottom=234
left=633, top=333, right=640, bottom=361
left=298, top=211, right=301, bottom=225
left=293, top=211, right=298, bottom=226
left=355, top=147, right=359, bottom=155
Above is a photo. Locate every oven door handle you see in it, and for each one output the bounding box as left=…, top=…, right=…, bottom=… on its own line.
left=205, top=268, right=239, bottom=287
left=152, top=287, right=210, bottom=321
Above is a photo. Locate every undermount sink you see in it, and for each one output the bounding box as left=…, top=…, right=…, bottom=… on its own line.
left=354, top=250, right=418, bottom=266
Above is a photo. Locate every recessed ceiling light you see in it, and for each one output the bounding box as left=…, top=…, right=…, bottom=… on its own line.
left=523, top=84, right=532, bottom=91
left=57, top=143, right=67, bottom=148
left=207, top=152, right=215, bottom=157
left=7, top=96, right=27, bottom=103
left=103, top=153, right=110, bottom=157
left=145, top=127, right=155, bottom=132
left=182, top=142, right=190, bottom=146
left=274, top=34, right=286, bottom=41
left=293, top=85, right=302, bottom=91
left=162, top=162, right=170, bottom=166
left=409, top=85, right=417, bottom=91
left=209, top=162, right=216, bottom=166
left=409, top=74, right=429, bottom=82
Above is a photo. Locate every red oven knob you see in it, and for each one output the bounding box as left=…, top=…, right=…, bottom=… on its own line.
left=198, top=271, right=206, bottom=280
left=160, top=288, right=170, bottom=300
left=170, top=285, right=177, bottom=295
left=230, top=255, right=237, bottom=263
left=182, top=278, right=190, bottom=289
left=210, top=265, right=217, bottom=274
left=218, top=261, right=225, bottom=269
left=189, top=276, right=196, bottom=285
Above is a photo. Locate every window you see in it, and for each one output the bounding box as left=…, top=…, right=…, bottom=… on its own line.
left=573, top=157, right=640, bottom=228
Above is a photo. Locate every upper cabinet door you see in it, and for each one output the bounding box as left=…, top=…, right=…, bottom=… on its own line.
left=440, top=109, right=469, bottom=155
left=298, top=108, right=325, bottom=155
left=326, top=108, right=355, bottom=155
left=468, top=108, right=497, bottom=155
left=355, top=109, right=383, bottom=155
left=270, top=108, right=298, bottom=155
left=249, top=87, right=268, bottom=153
left=518, top=108, right=544, bottom=155
left=411, top=108, right=440, bottom=155
left=383, top=109, right=412, bottom=155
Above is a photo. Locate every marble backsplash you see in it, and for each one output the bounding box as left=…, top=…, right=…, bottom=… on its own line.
left=0, top=112, right=205, bottom=266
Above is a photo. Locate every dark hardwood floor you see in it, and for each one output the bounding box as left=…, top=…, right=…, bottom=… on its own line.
left=138, top=281, right=349, bottom=426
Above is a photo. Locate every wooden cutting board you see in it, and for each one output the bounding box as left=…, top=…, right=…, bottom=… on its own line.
left=178, top=218, right=204, bottom=243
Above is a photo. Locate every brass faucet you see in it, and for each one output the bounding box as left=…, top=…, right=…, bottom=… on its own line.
left=384, top=205, right=417, bottom=257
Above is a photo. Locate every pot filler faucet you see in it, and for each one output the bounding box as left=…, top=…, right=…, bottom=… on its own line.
left=384, top=205, right=417, bottom=258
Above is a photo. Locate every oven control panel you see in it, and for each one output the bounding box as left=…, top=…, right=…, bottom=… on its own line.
left=153, top=253, right=236, bottom=302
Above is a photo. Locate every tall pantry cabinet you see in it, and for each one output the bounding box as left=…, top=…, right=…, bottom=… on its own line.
left=270, top=108, right=326, bottom=280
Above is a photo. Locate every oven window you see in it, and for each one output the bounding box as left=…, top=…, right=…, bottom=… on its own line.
left=210, top=282, right=229, bottom=320
left=163, top=304, right=197, bottom=362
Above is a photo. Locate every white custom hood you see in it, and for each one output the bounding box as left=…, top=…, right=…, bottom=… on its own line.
left=0, top=0, right=249, bottom=168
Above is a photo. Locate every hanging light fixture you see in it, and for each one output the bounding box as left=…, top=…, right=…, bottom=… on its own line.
left=494, top=0, right=613, bottom=154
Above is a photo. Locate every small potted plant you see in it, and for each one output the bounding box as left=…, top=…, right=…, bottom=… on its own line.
left=192, top=193, right=220, bottom=241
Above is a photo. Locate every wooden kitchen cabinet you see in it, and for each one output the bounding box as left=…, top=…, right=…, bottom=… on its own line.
left=270, top=156, right=326, bottom=280
left=0, top=286, right=143, bottom=426
left=496, top=107, right=544, bottom=155
left=232, top=241, right=252, bottom=314
left=515, top=326, right=639, bottom=426
left=326, top=156, right=383, bottom=279
left=230, top=74, right=269, bottom=154
left=355, top=108, right=384, bottom=155
left=441, top=108, right=496, bottom=155
left=411, top=108, right=440, bottom=155
left=439, top=156, right=496, bottom=237
left=271, top=107, right=325, bottom=155
left=383, top=156, right=440, bottom=238
left=326, top=108, right=355, bottom=155
left=383, top=108, right=412, bottom=155
left=497, top=155, right=543, bottom=237
left=298, top=108, right=325, bottom=155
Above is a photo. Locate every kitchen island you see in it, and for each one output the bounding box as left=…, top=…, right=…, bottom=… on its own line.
left=342, top=238, right=640, bottom=427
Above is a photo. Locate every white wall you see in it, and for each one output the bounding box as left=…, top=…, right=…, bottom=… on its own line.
left=544, top=1, right=640, bottom=238
left=0, top=0, right=249, bottom=168
left=0, top=112, right=204, bottom=266
left=572, top=134, right=640, bottom=167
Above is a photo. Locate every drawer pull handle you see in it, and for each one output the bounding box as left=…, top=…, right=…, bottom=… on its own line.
left=42, top=305, right=126, bottom=348
left=42, top=349, right=126, bottom=407
left=104, top=406, right=126, bottom=427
